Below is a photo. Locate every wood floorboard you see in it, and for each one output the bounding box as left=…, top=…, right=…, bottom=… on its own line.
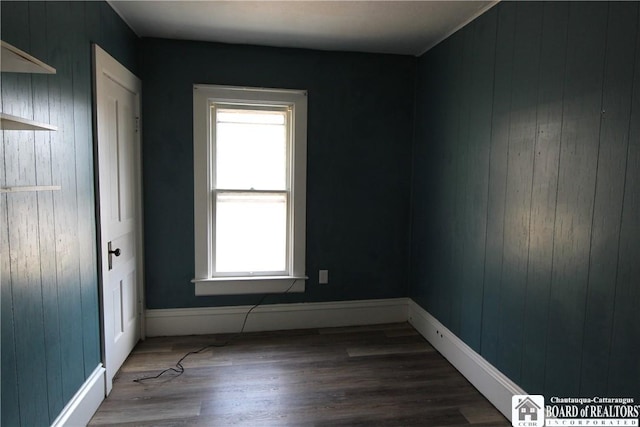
left=90, top=323, right=509, bottom=426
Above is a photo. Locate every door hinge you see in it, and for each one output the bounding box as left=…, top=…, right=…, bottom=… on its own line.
left=135, top=116, right=140, bottom=133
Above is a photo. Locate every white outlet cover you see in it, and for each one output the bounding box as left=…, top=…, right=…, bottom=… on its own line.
left=319, top=270, right=329, bottom=284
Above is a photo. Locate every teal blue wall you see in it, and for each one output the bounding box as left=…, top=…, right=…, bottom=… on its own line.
left=3, top=2, right=639, bottom=423
left=1, top=2, right=137, bottom=425
left=139, top=39, right=416, bottom=309
left=410, top=1, right=640, bottom=400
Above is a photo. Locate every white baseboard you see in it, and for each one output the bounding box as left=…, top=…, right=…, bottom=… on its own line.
left=51, top=364, right=106, bottom=427
left=146, top=297, right=409, bottom=337
left=407, top=300, right=525, bottom=421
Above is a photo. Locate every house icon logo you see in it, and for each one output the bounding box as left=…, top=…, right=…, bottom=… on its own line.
left=511, top=395, right=544, bottom=427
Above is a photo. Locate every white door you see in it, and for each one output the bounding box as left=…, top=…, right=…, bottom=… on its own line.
left=93, top=44, right=143, bottom=395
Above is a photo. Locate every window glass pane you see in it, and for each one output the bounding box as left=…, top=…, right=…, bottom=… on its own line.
left=218, top=110, right=285, bottom=125
left=216, top=108, right=287, bottom=190
left=215, top=192, right=287, bottom=273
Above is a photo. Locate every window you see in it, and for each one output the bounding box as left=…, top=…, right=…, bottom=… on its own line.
left=193, top=85, right=307, bottom=295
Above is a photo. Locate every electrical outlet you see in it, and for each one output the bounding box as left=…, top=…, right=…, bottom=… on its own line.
left=319, top=269, right=329, bottom=284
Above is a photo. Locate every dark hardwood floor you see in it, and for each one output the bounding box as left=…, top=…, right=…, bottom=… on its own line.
left=90, top=323, right=509, bottom=426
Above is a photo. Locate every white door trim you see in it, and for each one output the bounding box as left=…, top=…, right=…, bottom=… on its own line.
left=92, top=43, right=145, bottom=395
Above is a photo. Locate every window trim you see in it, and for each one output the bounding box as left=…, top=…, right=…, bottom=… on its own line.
left=192, top=84, right=307, bottom=295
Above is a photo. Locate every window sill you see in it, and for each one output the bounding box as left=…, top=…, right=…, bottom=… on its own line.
left=192, top=276, right=307, bottom=296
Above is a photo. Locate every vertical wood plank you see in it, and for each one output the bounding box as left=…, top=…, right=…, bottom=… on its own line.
left=0, top=151, right=21, bottom=427
left=459, top=8, right=496, bottom=353
left=544, top=2, right=608, bottom=397
left=580, top=1, right=638, bottom=397
left=85, top=1, right=102, bottom=46
left=0, top=1, right=32, bottom=122
left=415, top=41, right=450, bottom=320
left=0, top=1, right=30, bottom=54
left=29, top=1, right=65, bottom=421
left=607, top=5, right=640, bottom=400
left=496, top=1, right=543, bottom=383
left=434, top=39, right=455, bottom=326
left=98, top=1, right=138, bottom=74
left=442, top=31, right=464, bottom=333
left=481, top=1, right=516, bottom=365
left=426, top=36, right=459, bottom=328
left=1, top=2, right=50, bottom=425
left=71, top=0, right=101, bottom=377
left=431, top=42, right=451, bottom=324
left=46, top=0, right=86, bottom=402
left=450, top=25, right=473, bottom=337
left=1, top=1, right=35, bottom=189
left=7, top=191, right=50, bottom=426
left=520, top=1, right=569, bottom=394
left=410, top=43, right=444, bottom=314
left=0, top=10, right=18, bottom=419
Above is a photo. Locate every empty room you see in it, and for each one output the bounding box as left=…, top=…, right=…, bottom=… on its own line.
left=1, top=1, right=639, bottom=426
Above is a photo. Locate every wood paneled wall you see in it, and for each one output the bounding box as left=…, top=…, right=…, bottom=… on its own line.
left=410, top=1, right=640, bottom=400
left=1, top=2, right=137, bottom=425
left=138, top=39, right=415, bottom=309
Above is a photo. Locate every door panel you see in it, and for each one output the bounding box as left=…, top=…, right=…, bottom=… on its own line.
left=94, top=44, right=142, bottom=395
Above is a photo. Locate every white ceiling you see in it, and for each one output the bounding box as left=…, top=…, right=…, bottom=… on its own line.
left=108, top=1, right=497, bottom=56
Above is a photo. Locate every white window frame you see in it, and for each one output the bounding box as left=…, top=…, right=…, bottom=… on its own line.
left=193, top=84, right=307, bottom=295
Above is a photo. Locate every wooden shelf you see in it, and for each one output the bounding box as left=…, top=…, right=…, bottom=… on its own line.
left=0, top=185, right=61, bottom=194
left=0, top=113, right=58, bottom=131
left=1, top=41, right=57, bottom=131
left=1, top=40, right=56, bottom=74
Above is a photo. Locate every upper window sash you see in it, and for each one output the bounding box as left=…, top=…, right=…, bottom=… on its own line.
left=211, top=104, right=292, bottom=192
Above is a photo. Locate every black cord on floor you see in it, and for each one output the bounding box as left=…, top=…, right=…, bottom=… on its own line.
left=133, top=279, right=299, bottom=383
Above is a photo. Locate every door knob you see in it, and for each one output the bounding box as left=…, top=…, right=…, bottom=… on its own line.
left=107, top=241, right=121, bottom=270
left=109, top=247, right=121, bottom=257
